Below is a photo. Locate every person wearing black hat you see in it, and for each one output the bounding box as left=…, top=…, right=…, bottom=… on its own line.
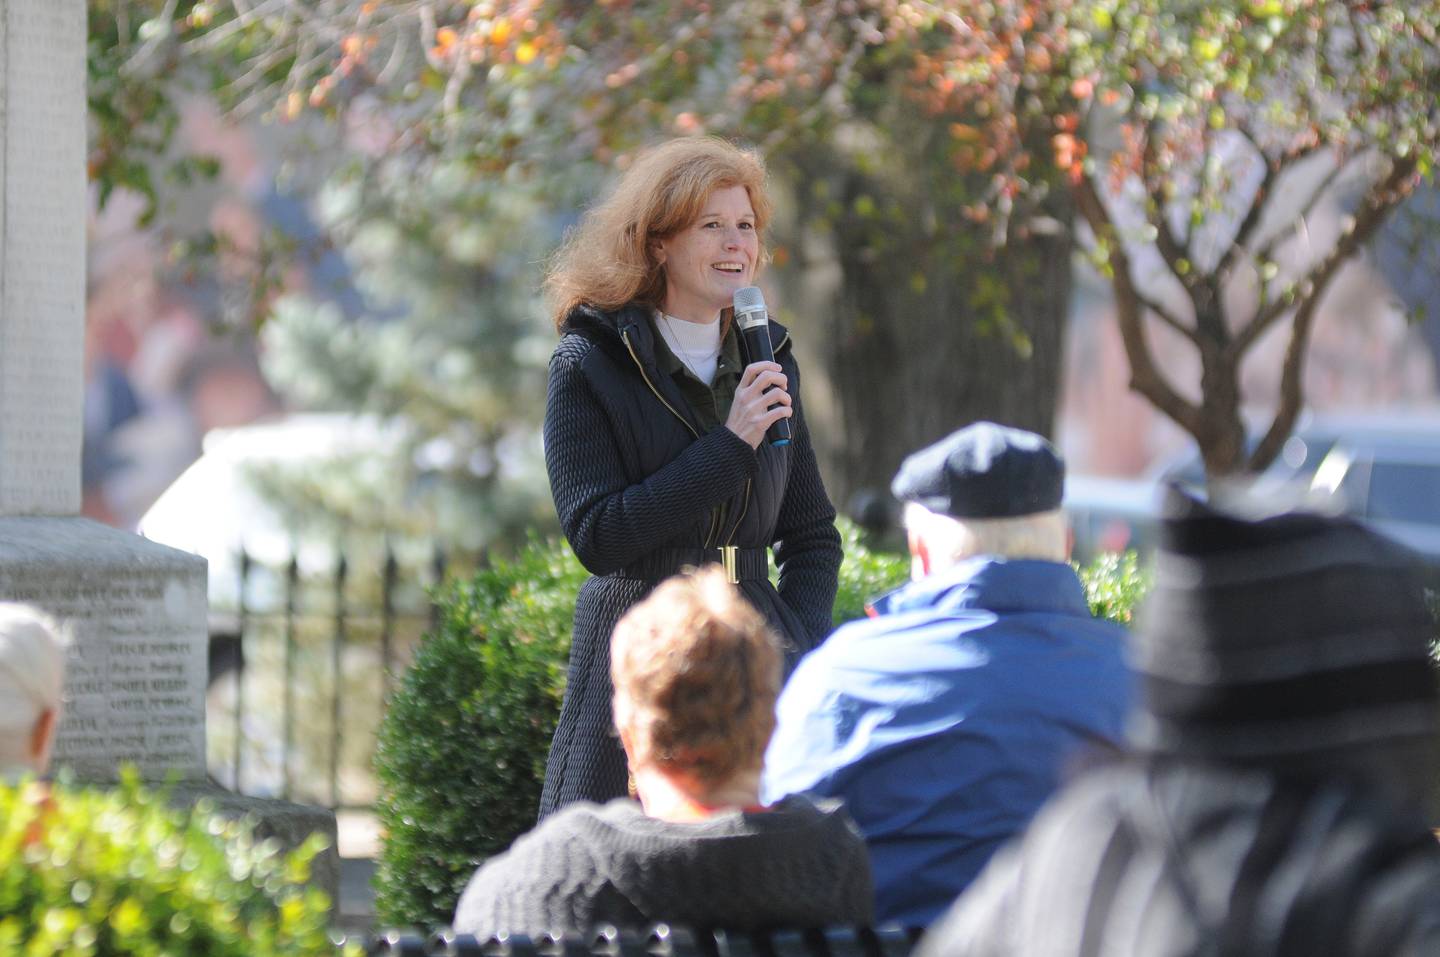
left=919, top=489, right=1440, bottom=957
left=761, top=422, right=1135, bottom=928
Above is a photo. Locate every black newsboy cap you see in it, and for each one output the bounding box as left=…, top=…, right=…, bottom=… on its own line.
left=891, top=421, right=1065, bottom=519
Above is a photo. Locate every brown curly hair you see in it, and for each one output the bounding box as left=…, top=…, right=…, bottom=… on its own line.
left=544, top=136, right=773, bottom=331
left=610, top=566, right=782, bottom=787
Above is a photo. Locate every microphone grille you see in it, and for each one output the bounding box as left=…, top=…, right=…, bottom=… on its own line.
left=733, top=286, right=767, bottom=317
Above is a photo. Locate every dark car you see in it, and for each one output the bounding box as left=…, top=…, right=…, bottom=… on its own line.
left=1306, top=423, right=1440, bottom=564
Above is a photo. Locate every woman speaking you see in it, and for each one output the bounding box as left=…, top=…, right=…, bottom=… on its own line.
left=537, top=137, right=842, bottom=817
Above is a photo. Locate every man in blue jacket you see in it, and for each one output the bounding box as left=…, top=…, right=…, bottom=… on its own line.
left=762, top=422, right=1135, bottom=928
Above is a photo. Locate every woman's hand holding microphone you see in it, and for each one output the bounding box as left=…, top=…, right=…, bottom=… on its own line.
left=725, top=362, right=791, bottom=449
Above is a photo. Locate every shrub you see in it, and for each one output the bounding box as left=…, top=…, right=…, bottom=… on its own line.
left=833, top=518, right=910, bottom=625
left=372, top=535, right=585, bottom=929
left=0, top=769, right=345, bottom=956
left=1077, top=550, right=1151, bottom=626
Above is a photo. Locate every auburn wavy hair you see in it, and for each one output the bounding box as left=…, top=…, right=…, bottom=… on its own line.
left=544, top=136, right=773, bottom=331
left=610, top=565, right=782, bottom=786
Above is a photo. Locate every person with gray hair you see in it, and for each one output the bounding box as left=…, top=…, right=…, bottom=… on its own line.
left=762, top=422, right=1135, bottom=928
left=0, top=603, right=67, bottom=780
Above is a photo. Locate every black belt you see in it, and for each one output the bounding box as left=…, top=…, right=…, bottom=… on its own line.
left=615, top=546, right=770, bottom=584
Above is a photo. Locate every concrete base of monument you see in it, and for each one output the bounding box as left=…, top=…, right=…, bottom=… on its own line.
left=167, top=782, right=341, bottom=912
left=0, top=516, right=209, bottom=781
left=0, top=518, right=340, bottom=911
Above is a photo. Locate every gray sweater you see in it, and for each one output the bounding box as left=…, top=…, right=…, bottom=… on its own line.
left=453, top=795, right=874, bottom=935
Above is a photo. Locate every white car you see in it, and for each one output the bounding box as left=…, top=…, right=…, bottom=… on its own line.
left=137, top=413, right=418, bottom=632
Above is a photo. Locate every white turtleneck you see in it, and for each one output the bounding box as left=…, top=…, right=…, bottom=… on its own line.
left=654, top=311, right=722, bottom=385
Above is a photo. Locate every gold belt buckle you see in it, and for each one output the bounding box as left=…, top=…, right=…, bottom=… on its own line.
left=719, top=545, right=739, bottom=584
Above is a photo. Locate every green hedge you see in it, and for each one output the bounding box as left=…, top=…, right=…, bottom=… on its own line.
left=372, top=535, right=583, bottom=929
left=0, top=770, right=345, bottom=956
left=832, top=520, right=909, bottom=624
left=372, top=521, right=1148, bottom=928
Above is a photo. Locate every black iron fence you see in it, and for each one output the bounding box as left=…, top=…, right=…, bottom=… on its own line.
left=208, top=543, right=470, bottom=811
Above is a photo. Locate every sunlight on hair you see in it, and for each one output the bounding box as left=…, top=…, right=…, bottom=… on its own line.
left=545, top=137, right=772, bottom=328
left=610, top=566, right=781, bottom=784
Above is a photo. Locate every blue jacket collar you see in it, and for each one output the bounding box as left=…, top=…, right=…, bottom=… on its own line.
left=868, top=556, right=1090, bottom=618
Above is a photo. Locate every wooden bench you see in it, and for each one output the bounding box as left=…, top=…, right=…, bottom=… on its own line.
left=348, top=924, right=919, bottom=956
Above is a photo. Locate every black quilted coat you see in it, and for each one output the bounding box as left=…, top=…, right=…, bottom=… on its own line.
left=537, top=302, right=842, bottom=818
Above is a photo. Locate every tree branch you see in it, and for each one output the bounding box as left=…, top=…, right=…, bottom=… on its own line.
left=1215, top=124, right=1278, bottom=278
left=1188, top=121, right=1219, bottom=251
left=1134, top=290, right=1200, bottom=344
left=1229, top=154, right=1417, bottom=361
left=1140, top=121, right=1192, bottom=290
left=1074, top=174, right=1204, bottom=437
left=1217, top=127, right=1324, bottom=279
left=1247, top=291, right=1323, bottom=473
left=1251, top=152, right=1351, bottom=267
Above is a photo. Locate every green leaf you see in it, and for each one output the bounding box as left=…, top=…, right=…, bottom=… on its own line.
left=1194, top=35, right=1223, bottom=61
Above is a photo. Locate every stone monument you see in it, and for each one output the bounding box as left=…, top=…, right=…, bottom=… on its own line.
left=0, top=0, right=336, bottom=903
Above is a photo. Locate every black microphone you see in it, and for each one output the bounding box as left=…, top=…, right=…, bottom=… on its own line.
left=733, top=286, right=791, bottom=446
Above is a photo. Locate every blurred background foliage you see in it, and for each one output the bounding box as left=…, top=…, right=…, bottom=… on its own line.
left=88, top=0, right=1080, bottom=526
left=87, top=0, right=1440, bottom=527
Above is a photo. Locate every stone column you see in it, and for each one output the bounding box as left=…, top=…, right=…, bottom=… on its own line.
left=0, top=0, right=208, bottom=783
left=0, top=0, right=85, bottom=518
left=0, top=0, right=335, bottom=902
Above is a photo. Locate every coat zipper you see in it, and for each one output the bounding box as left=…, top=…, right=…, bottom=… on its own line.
left=623, top=327, right=721, bottom=547
left=623, top=329, right=698, bottom=439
